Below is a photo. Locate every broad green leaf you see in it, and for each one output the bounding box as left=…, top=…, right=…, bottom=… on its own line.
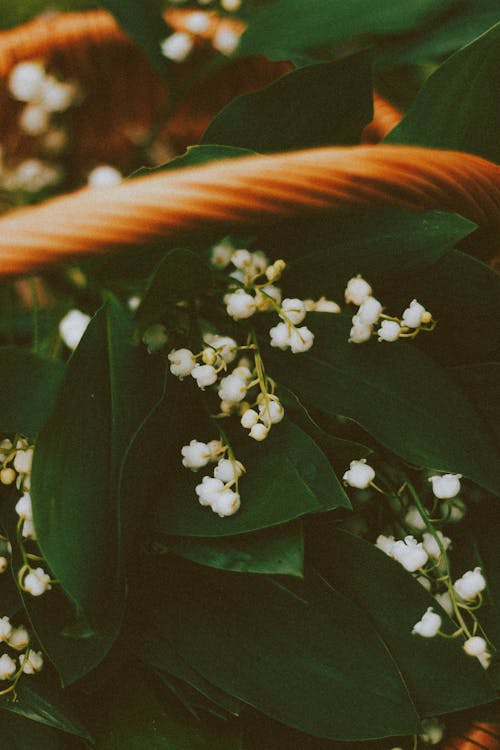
left=313, top=530, right=496, bottom=715
left=157, top=521, right=304, bottom=577
left=385, top=23, right=500, bottom=162
left=0, top=348, right=64, bottom=440
left=238, top=0, right=454, bottom=58
left=266, top=314, right=500, bottom=494
left=154, top=413, right=349, bottom=538
left=131, top=145, right=255, bottom=178
left=31, top=298, right=166, bottom=633
left=99, top=0, right=170, bottom=74
left=140, top=558, right=420, bottom=741
left=0, top=710, right=79, bottom=750
left=202, top=52, right=373, bottom=152
left=452, top=363, right=500, bottom=445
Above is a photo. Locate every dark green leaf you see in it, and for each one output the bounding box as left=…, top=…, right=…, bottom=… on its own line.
left=385, top=23, right=500, bottom=162
left=452, top=362, right=500, bottom=445
left=0, top=349, right=64, bottom=440
left=140, top=558, right=420, bottom=741
left=238, top=0, right=454, bottom=58
left=202, top=53, right=373, bottom=152
left=131, top=145, right=256, bottom=178
left=313, top=529, right=496, bottom=715
left=157, top=521, right=304, bottom=577
left=0, top=710, right=80, bottom=750
left=267, top=314, right=500, bottom=494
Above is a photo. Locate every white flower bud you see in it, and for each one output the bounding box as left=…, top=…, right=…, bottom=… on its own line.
left=375, top=534, right=396, bottom=556
left=232, top=366, right=252, bottom=382
left=241, top=408, right=259, bottom=429
left=349, top=322, right=372, bottom=343
left=211, top=488, right=240, bottom=517
left=412, top=607, right=441, bottom=638
left=345, top=276, right=372, bottom=306
left=357, top=297, right=382, bottom=325
left=218, top=374, right=247, bottom=403
left=225, top=290, right=256, bottom=320
left=161, top=32, right=194, bottom=62
left=343, top=459, right=375, bottom=490
left=0, top=468, right=16, bottom=485
left=463, top=636, right=487, bottom=657
left=477, top=651, right=491, bottom=669
left=19, top=103, right=50, bottom=136
left=415, top=575, right=432, bottom=591
left=13, top=450, right=33, bottom=475
left=280, top=298, right=306, bottom=325
left=185, top=11, right=210, bottom=33
left=422, top=531, right=451, bottom=560
left=87, top=165, right=122, bottom=188
left=40, top=77, right=77, bottom=112
left=211, top=240, right=233, bottom=268
left=289, top=326, right=314, bottom=353
left=201, top=347, right=218, bottom=365
left=191, top=364, right=218, bottom=389
left=23, top=567, right=51, bottom=597
left=231, top=249, right=253, bottom=269
left=453, top=567, right=486, bottom=601
left=429, top=473, right=462, bottom=499
left=206, top=440, right=223, bottom=461
left=181, top=440, right=211, bottom=470
left=21, top=649, right=44, bottom=674
left=195, top=476, right=224, bottom=506
left=221, top=0, right=242, bottom=10
left=378, top=320, right=401, bottom=342
left=213, top=26, right=240, bottom=55
left=168, top=348, right=196, bottom=377
left=420, top=718, right=445, bottom=746
left=0, top=653, right=16, bottom=680
left=59, top=309, right=91, bottom=350
left=0, top=557, right=7, bottom=574
left=269, top=322, right=290, bottom=350
left=8, top=61, right=45, bottom=102
left=404, top=506, right=426, bottom=532
left=214, top=458, right=244, bottom=483
left=249, top=423, right=268, bottom=441
left=259, top=399, right=284, bottom=425
left=255, top=284, right=282, bottom=311
left=8, top=626, right=29, bottom=651
left=313, top=297, right=341, bottom=313
left=440, top=497, right=466, bottom=523
left=392, top=536, right=428, bottom=572
left=22, top=519, right=36, bottom=540
left=265, top=260, right=286, bottom=283
left=204, top=334, right=238, bottom=363
left=402, top=299, right=428, bottom=329
left=15, top=493, right=33, bottom=521
left=0, top=617, right=12, bottom=642
left=250, top=251, right=269, bottom=274
left=434, top=591, right=453, bottom=617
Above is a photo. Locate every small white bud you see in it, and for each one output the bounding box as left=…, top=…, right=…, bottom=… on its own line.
left=412, top=607, right=441, bottom=638
left=356, top=296, right=382, bottom=325
left=191, top=364, right=218, bottom=389
left=181, top=440, right=212, bottom=470
left=19, top=103, right=50, bottom=136
left=232, top=366, right=252, bottom=382
left=313, top=297, right=341, bottom=313
left=87, top=165, right=122, bottom=188
left=422, top=531, right=451, bottom=560
left=404, top=506, right=426, bottom=532
left=225, top=290, right=256, bottom=320
left=211, top=240, right=234, bottom=268
left=269, top=322, right=291, bottom=350
left=23, top=567, right=51, bottom=597
left=375, top=534, right=396, bottom=557
left=255, top=284, right=282, bottom=311
left=429, top=473, right=462, bottom=499
left=345, top=276, right=372, bottom=305
left=59, top=309, right=91, bottom=350
left=377, top=320, right=401, bottom=342
left=8, top=626, right=30, bottom=651
left=204, top=334, right=238, bottom=364
left=249, top=423, right=268, bottom=441
left=40, top=76, right=77, bottom=112
left=259, top=399, right=284, bottom=425
left=221, top=0, right=242, bottom=10
left=168, top=348, right=196, bottom=377
left=8, top=61, right=45, bottom=102
left=241, top=408, right=259, bottom=429
left=15, top=493, right=33, bottom=521
left=231, top=249, right=253, bottom=269
left=280, top=298, right=306, bottom=325
left=265, top=259, right=286, bottom=283
left=195, top=476, right=224, bottom=506
left=213, top=26, right=241, bottom=55
left=0, top=468, right=16, bottom=485
left=477, top=651, right=491, bottom=669
left=201, top=347, right=218, bottom=365
left=22, top=519, right=37, bottom=540
left=415, top=575, right=432, bottom=591
left=13, top=449, right=33, bottom=475
left=349, top=322, right=372, bottom=343
left=463, top=636, right=488, bottom=657
left=218, top=374, right=247, bottom=403
left=184, top=11, right=210, bottom=33
left=211, top=488, right=240, bottom=517
left=0, top=617, right=12, bottom=642
left=0, top=557, right=8, bottom=573
left=391, top=536, right=428, bottom=572
left=402, top=299, right=428, bottom=329
left=440, top=497, right=466, bottom=523
left=21, top=649, right=44, bottom=674
left=434, top=591, right=453, bottom=617
left=214, top=458, right=244, bottom=483
left=343, top=459, right=375, bottom=490
left=419, top=718, right=445, bottom=746
left=0, top=653, right=16, bottom=680
left=453, top=567, right=486, bottom=601
left=161, top=32, right=194, bottom=62
left=288, top=326, right=314, bottom=353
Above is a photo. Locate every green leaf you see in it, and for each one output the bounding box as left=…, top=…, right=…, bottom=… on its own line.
left=156, top=521, right=304, bottom=577
left=452, top=362, right=500, bottom=445
left=385, top=23, right=500, bottom=162
left=0, top=348, right=64, bottom=440
left=266, top=314, right=500, bottom=494
left=140, top=558, right=420, bottom=741
left=0, top=710, right=80, bottom=750
left=31, top=298, right=167, bottom=633
left=154, top=413, right=349, bottom=538
left=202, top=52, right=373, bottom=152
left=313, top=529, right=496, bottom=715
left=131, top=145, right=256, bottom=178
left=99, top=0, right=170, bottom=75
left=238, top=0, right=454, bottom=58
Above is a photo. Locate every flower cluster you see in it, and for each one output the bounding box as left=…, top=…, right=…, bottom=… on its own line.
left=160, top=5, right=243, bottom=62
left=0, top=614, right=43, bottom=696
left=344, top=275, right=434, bottom=344
left=182, top=439, right=243, bottom=517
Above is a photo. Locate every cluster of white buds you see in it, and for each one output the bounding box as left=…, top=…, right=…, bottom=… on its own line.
left=0, top=615, right=42, bottom=692
left=345, top=275, right=434, bottom=344
left=160, top=7, right=243, bottom=63
left=181, top=437, right=242, bottom=516
left=0, top=437, right=33, bottom=491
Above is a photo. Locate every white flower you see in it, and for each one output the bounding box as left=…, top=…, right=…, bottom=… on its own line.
left=313, top=297, right=341, bottom=313
left=181, top=440, right=212, bottom=470
left=349, top=322, right=372, bottom=343
left=231, top=249, right=253, bottom=269
left=416, top=575, right=432, bottom=591
left=225, top=290, right=256, bottom=320
left=422, top=531, right=451, bottom=560
left=21, top=649, right=44, bottom=674
left=13, top=449, right=33, bottom=475
left=204, top=334, right=238, bottom=363
left=87, top=165, right=122, bottom=187
left=19, top=103, right=50, bottom=136
left=378, top=320, right=401, bottom=342
left=343, top=459, right=375, bottom=489
left=211, top=488, right=240, bottom=517
left=211, top=240, right=233, bottom=268
left=345, top=276, right=372, bottom=306
left=0, top=557, right=7, bottom=574
left=0, top=468, right=16, bottom=485
left=0, top=653, right=16, bottom=680
left=429, top=473, right=462, bottom=499
left=249, top=423, right=268, bottom=441
left=8, top=626, right=29, bottom=651
left=168, top=348, right=196, bottom=378
left=463, top=636, right=487, bottom=657
left=453, top=567, right=486, bottom=601
left=59, top=309, right=91, bottom=350
left=440, top=497, right=466, bottom=523
left=477, top=651, right=491, bottom=670
left=0, top=617, right=12, bottom=642
left=127, top=295, right=141, bottom=312
left=404, top=506, right=426, bottom=532
left=191, top=364, right=218, bottom=389
left=269, top=322, right=290, bottom=350
left=412, top=607, right=441, bottom=638
left=221, top=0, right=242, bottom=10
left=22, top=519, right=36, bottom=540
left=195, top=476, right=224, bottom=506
left=288, top=326, right=314, bottom=353
left=391, top=536, right=428, bottom=572
left=251, top=251, right=270, bottom=275
left=280, top=298, right=306, bottom=325
left=420, top=718, right=445, bottom=746
left=259, top=399, right=284, bottom=425
left=15, top=493, right=33, bottom=521
left=8, top=61, right=45, bottom=102
left=184, top=11, right=210, bottom=33
left=356, top=297, right=382, bottom=325
left=241, top=409, right=259, bottom=429
left=402, top=299, right=429, bottom=329
left=255, top=285, right=282, bottom=312
left=434, top=591, right=453, bottom=617
left=213, top=26, right=240, bottom=55
left=218, top=374, right=247, bottom=403
left=161, top=32, right=194, bottom=62
left=375, top=534, right=396, bottom=556
left=40, top=76, right=77, bottom=112
left=214, top=458, right=244, bottom=484
left=23, top=567, right=51, bottom=597
left=265, top=259, right=286, bottom=283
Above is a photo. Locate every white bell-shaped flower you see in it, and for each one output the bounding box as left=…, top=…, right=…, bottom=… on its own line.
left=345, top=276, right=372, bottom=306
left=0, top=653, right=16, bottom=680
left=428, top=473, right=462, bottom=499
left=168, top=348, right=196, bottom=378
left=453, top=567, right=486, bottom=601
left=225, top=290, right=256, bottom=320
left=191, top=364, right=218, bottom=389
left=343, top=459, right=375, bottom=489
left=412, top=607, right=441, bottom=638
left=391, top=536, right=428, bottom=572
left=280, top=298, right=306, bottom=325
left=463, top=636, right=488, bottom=657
